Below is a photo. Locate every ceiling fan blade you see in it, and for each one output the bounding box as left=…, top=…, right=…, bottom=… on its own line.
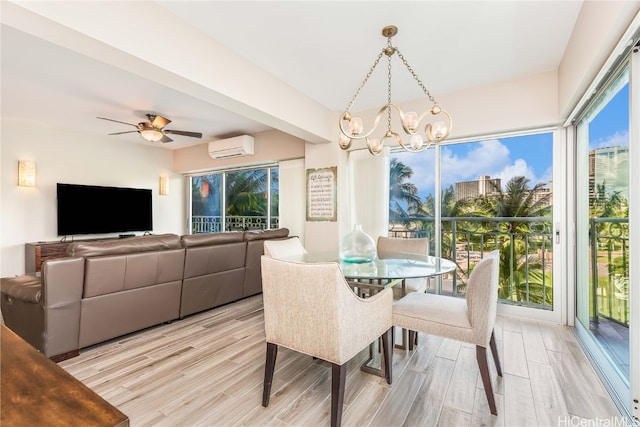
left=97, top=117, right=138, bottom=128
left=160, top=134, right=173, bottom=143
left=150, top=114, right=171, bottom=129
left=108, top=130, right=140, bottom=135
left=164, top=130, right=203, bottom=138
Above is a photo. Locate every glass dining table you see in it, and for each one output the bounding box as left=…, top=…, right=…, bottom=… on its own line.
left=278, top=252, right=457, bottom=376
left=280, top=251, right=456, bottom=290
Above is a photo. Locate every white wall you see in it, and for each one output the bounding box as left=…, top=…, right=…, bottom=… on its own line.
left=558, top=1, right=640, bottom=119
left=1, top=119, right=184, bottom=276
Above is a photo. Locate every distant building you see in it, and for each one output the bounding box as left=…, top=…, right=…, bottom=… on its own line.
left=455, top=175, right=501, bottom=202
left=589, top=146, right=629, bottom=207
left=455, top=175, right=552, bottom=207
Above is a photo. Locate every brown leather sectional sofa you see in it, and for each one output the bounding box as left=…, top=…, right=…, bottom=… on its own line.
left=0, top=229, right=289, bottom=360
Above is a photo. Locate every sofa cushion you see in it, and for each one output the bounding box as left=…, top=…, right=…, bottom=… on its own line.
left=180, top=232, right=244, bottom=248
left=244, top=228, right=289, bottom=241
left=66, top=234, right=181, bottom=257
left=83, top=249, right=185, bottom=298
left=183, top=242, right=246, bottom=279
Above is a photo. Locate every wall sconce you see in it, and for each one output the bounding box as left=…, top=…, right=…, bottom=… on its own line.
left=18, top=160, right=36, bottom=187
left=159, top=175, right=169, bottom=196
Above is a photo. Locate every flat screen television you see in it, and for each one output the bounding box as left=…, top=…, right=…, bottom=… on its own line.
left=57, top=183, right=153, bottom=236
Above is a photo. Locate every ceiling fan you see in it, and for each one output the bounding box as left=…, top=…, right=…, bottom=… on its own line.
left=97, top=114, right=203, bottom=143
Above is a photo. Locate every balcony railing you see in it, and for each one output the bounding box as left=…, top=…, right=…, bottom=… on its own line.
left=192, top=216, right=279, bottom=233
left=389, top=216, right=554, bottom=310
left=590, top=217, right=629, bottom=326
left=191, top=214, right=628, bottom=324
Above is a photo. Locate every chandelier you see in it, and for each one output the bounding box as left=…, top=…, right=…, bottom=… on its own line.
left=338, top=25, right=452, bottom=155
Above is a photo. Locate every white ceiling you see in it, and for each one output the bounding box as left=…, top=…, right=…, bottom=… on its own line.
left=1, top=1, right=583, bottom=150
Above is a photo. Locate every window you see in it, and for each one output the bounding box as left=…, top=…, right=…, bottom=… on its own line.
left=190, top=165, right=279, bottom=233
left=389, top=132, right=555, bottom=310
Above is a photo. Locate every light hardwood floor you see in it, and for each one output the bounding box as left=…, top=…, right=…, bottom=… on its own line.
left=59, top=295, right=620, bottom=426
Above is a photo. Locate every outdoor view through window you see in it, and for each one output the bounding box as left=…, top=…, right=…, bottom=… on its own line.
left=389, top=132, right=554, bottom=309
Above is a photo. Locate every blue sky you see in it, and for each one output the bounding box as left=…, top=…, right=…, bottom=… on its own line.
left=393, top=132, right=553, bottom=202
left=589, top=83, right=629, bottom=150
left=392, top=81, right=629, bottom=203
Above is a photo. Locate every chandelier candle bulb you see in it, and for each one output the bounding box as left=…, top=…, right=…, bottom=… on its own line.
left=430, top=121, right=448, bottom=141
left=349, top=117, right=364, bottom=135
left=410, top=135, right=423, bottom=150
left=368, top=138, right=382, bottom=154
left=404, top=112, right=419, bottom=131
left=339, top=134, right=352, bottom=149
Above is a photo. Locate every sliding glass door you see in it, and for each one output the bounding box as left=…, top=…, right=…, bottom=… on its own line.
left=189, top=165, right=279, bottom=233
left=575, top=54, right=637, bottom=418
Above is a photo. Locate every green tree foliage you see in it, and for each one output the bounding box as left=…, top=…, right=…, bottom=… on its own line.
left=389, top=158, right=422, bottom=220
left=476, top=176, right=551, bottom=233
left=497, top=239, right=553, bottom=305
left=388, top=161, right=556, bottom=306
left=226, top=169, right=271, bottom=216
left=591, top=181, right=627, bottom=219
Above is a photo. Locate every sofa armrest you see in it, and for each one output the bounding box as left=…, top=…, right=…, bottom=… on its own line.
left=40, top=257, right=85, bottom=357
left=42, top=257, right=85, bottom=307
left=1, top=257, right=85, bottom=358
left=1, top=275, right=42, bottom=304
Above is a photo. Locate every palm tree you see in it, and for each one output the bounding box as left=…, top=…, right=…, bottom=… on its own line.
left=497, top=240, right=552, bottom=305
left=477, top=176, right=551, bottom=233
left=225, top=169, right=270, bottom=216
left=469, top=176, right=553, bottom=304
left=591, top=181, right=625, bottom=218
left=389, top=158, right=423, bottom=221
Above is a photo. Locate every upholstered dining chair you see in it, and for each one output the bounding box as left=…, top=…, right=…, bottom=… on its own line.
left=260, top=256, right=393, bottom=427
left=376, top=236, right=430, bottom=298
left=392, top=250, right=502, bottom=415
left=263, top=236, right=307, bottom=259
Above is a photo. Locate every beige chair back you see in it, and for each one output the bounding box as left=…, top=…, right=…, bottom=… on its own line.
left=260, top=256, right=392, bottom=365
left=377, top=236, right=428, bottom=260
left=466, top=250, right=500, bottom=346
left=377, top=236, right=430, bottom=295
left=263, top=237, right=307, bottom=259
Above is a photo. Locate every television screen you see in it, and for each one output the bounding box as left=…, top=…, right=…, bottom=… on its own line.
left=57, top=183, right=153, bottom=236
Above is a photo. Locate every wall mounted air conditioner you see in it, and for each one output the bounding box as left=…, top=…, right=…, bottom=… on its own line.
left=208, top=135, right=254, bottom=159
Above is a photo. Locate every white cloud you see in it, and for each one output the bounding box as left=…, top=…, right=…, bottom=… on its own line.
left=392, top=138, right=551, bottom=198
left=593, top=130, right=629, bottom=149
left=495, top=159, right=536, bottom=185
left=440, top=139, right=510, bottom=186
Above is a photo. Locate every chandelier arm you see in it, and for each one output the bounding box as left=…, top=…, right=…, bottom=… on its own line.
left=338, top=104, right=391, bottom=140
left=424, top=109, right=453, bottom=142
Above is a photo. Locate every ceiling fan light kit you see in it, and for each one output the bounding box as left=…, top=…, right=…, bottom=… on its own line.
left=97, top=114, right=203, bottom=144
left=140, top=128, right=164, bottom=142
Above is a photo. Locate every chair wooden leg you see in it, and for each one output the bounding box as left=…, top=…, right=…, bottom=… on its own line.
left=489, top=330, right=503, bottom=377
left=262, top=342, right=278, bottom=407
left=408, top=330, right=416, bottom=351
left=381, top=328, right=393, bottom=385
left=331, top=363, right=347, bottom=427
left=476, top=345, right=497, bottom=415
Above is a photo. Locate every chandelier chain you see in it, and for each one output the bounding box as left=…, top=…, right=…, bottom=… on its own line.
left=395, top=48, right=436, bottom=104
left=344, top=50, right=386, bottom=112
left=387, top=53, right=393, bottom=131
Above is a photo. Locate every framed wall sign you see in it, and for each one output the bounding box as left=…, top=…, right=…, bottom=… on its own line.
left=306, top=167, right=337, bottom=222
